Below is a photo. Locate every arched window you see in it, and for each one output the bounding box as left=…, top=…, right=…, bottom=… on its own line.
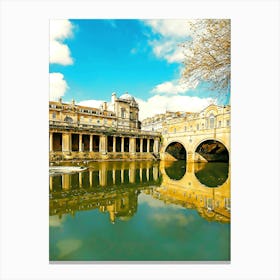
left=209, top=113, right=215, bottom=129
left=64, top=116, right=73, bottom=123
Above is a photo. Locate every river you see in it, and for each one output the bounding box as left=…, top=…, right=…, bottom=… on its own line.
left=49, top=160, right=230, bottom=261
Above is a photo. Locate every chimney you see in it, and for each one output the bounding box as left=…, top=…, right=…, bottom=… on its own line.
left=111, top=92, right=116, bottom=103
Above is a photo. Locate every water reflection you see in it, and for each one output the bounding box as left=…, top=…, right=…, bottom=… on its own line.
left=194, top=162, right=229, bottom=188
left=49, top=160, right=230, bottom=261
left=50, top=160, right=230, bottom=224
left=158, top=161, right=230, bottom=223
left=49, top=161, right=160, bottom=223
left=164, top=160, right=186, bottom=180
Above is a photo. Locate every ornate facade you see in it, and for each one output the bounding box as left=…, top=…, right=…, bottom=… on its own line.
left=160, top=104, right=231, bottom=162
left=49, top=93, right=160, bottom=162
left=49, top=92, right=140, bottom=131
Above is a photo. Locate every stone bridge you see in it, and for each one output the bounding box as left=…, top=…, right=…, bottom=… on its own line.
left=160, top=104, right=231, bottom=162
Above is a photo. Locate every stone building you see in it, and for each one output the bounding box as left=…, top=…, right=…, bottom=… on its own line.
left=141, top=111, right=186, bottom=132
left=49, top=92, right=160, bottom=162
left=49, top=92, right=140, bottom=131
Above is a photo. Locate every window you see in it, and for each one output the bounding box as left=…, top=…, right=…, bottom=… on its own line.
left=174, top=128, right=176, bottom=133
left=97, top=119, right=100, bottom=124
left=219, top=120, right=222, bottom=127
left=52, top=113, right=56, bottom=119
left=227, top=120, right=230, bottom=126
left=184, top=126, right=187, bottom=132
left=197, top=124, right=199, bottom=130
left=209, top=113, right=215, bottom=129
left=121, top=108, right=125, bottom=118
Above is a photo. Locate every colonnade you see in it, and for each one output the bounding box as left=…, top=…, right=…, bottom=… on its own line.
left=49, top=132, right=160, bottom=154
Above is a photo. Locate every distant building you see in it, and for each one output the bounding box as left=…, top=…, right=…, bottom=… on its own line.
left=141, top=111, right=189, bottom=132
left=49, top=92, right=140, bottom=131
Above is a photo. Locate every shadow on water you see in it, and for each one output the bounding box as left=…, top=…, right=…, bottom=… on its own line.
left=194, top=162, right=229, bottom=188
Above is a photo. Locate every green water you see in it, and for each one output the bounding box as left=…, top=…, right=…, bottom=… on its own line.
left=49, top=160, right=230, bottom=261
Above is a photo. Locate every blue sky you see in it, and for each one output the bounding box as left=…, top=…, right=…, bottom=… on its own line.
left=49, top=19, right=230, bottom=120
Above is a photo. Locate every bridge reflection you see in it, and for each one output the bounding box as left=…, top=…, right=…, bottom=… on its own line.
left=156, top=161, right=230, bottom=222
left=49, top=161, right=230, bottom=223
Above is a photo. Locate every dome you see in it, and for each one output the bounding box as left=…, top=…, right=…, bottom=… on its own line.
left=119, top=93, right=136, bottom=102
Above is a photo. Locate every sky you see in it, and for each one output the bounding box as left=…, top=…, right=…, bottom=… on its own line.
left=49, top=19, right=230, bottom=120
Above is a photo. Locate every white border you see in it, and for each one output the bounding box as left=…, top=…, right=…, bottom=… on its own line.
left=0, top=0, right=279, bottom=279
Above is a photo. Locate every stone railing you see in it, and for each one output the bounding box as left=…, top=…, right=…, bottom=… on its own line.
left=49, top=120, right=161, bottom=137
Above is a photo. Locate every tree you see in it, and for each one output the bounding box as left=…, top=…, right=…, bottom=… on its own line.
left=181, top=19, right=231, bottom=94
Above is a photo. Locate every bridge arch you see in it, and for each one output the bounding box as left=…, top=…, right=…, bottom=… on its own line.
left=194, top=138, right=229, bottom=162
left=164, top=140, right=187, bottom=161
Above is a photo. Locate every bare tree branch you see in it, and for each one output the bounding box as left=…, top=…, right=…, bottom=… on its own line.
left=181, top=19, right=231, bottom=94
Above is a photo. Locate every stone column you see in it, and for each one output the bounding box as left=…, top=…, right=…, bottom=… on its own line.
left=140, top=138, right=143, bottom=153
left=121, top=137, right=124, bottom=153
left=49, top=132, right=53, bottom=152
left=79, top=134, right=83, bottom=152
left=147, top=139, right=150, bottom=153
left=113, top=136, right=116, bottom=152
left=62, top=133, right=71, bottom=152
left=129, top=138, right=136, bottom=154
left=89, top=135, right=93, bottom=152
left=154, top=138, right=159, bottom=153
left=100, top=135, right=108, bottom=154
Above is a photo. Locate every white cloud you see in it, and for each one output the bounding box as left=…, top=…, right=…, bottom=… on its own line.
left=151, top=80, right=198, bottom=94
left=145, top=19, right=193, bottom=38
left=144, top=19, right=193, bottom=63
left=50, top=19, right=74, bottom=65
left=78, top=100, right=104, bottom=109
left=136, top=95, right=213, bottom=121
left=152, top=79, right=198, bottom=95
left=152, top=81, right=185, bottom=94
left=49, top=72, right=69, bottom=101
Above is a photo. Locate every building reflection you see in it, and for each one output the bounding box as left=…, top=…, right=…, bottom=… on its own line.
left=49, top=161, right=160, bottom=223
left=49, top=160, right=230, bottom=224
